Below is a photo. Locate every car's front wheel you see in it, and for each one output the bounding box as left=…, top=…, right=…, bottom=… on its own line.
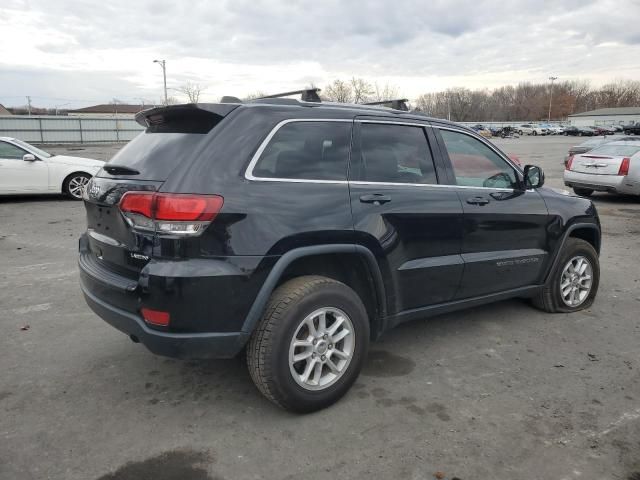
left=573, top=187, right=594, bottom=197
left=63, top=173, right=91, bottom=200
left=247, top=276, right=369, bottom=412
left=532, top=238, right=599, bottom=313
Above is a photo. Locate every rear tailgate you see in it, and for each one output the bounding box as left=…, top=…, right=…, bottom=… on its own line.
left=82, top=103, right=238, bottom=278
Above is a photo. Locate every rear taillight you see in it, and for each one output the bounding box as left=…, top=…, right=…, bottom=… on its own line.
left=566, top=155, right=574, bottom=170
left=618, top=157, right=631, bottom=176
left=119, top=192, right=223, bottom=236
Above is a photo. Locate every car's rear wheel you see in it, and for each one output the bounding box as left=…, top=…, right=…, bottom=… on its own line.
left=532, top=238, right=599, bottom=313
left=247, top=275, right=369, bottom=413
left=573, top=187, right=594, bottom=197
left=63, top=173, right=91, bottom=200
left=532, top=130, right=537, bottom=136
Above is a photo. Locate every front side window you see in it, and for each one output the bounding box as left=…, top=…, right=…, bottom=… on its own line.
left=440, top=129, right=518, bottom=189
left=0, top=141, right=27, bottom=160
left=252, top=121, right=351, bottom=180
left=354, top=123, right=437, bottom=184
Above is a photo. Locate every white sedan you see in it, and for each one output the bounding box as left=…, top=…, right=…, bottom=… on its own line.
left=0, top=137, right=104, bottom=199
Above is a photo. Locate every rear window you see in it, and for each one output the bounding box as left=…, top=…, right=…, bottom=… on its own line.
left=589, top=145, right=640, bottom=157
left=99, top=108, right=226, bottom=181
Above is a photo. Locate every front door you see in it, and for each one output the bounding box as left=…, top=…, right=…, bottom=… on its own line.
left=348, top=119, right=464, bottom=315
left=433, top=126, right=550, bottom=298
left=0, top=141, right=49, bottom=193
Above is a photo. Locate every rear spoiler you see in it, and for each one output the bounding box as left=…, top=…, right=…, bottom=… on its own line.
left=134, top=103, right=240, bottom=128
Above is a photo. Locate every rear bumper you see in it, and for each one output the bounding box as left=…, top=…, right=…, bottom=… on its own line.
left=564, top=171, right=640, bottom=195
left=81, top=284, right=248, bottom=358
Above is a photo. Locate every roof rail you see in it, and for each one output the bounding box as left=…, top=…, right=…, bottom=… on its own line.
left=363, top=99, right=410, bottom=111
left=256, top=88, right=322, bottom=103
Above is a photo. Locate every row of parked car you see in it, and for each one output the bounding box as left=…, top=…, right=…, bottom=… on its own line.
left=470, top=122, right=639, bottom=138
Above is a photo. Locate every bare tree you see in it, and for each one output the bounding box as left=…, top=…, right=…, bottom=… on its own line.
left=372, top=82, right=400, bottom=102
left=177, top=82, right=204, bottom=103
left=350, top=77, right=374, bottom=103
left=243, top=91, right=267, bottom=101
left=323, top=79, right=353, bottom=103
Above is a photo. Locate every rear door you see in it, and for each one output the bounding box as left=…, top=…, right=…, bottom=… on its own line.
left=433, top=125, right=550, bottom=298
left=348, top=118, right=464, bottom=314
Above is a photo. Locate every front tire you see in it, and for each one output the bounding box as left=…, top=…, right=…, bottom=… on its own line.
left=63, top=173, right=91, bottom=200
left=532, top=238, right=599, bottom=313
left=573, top=187, right=594, bottom=197
left=247, top=276, right=369, bottom=413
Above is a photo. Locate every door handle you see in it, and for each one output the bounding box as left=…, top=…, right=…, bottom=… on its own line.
left=359, top=194, right=391, bottom=205
left=466, top=196, right=490, bottom=206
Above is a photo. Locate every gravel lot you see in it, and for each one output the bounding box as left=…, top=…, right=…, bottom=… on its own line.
left=1, top=136, right=639, bottom=480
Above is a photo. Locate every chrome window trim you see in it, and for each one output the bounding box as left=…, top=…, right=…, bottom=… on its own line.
left=244, top=118, right=353, bottom=183
left=348, top=180, right=514, bottom=192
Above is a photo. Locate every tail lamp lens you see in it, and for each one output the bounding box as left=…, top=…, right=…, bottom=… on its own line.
left=618, top=157, right=631, bottom=176
left=119, top=192, right=223, bottom=236
left=566, top=155, right=574, bottom=170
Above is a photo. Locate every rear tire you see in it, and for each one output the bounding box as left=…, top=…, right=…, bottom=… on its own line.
left=532, top=238, right=599, bottom=313
left=63, top=173, right=91, bottom=200
left=247, top=275, right=369, bottom=413
left=573, top=187, right=594, bottom=197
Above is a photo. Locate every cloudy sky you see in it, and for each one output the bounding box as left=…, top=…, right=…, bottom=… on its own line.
left=1, top=0, right=640, bottom=108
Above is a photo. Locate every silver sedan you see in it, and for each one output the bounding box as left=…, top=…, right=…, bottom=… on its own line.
left=563, top=141, right=640, bottom=197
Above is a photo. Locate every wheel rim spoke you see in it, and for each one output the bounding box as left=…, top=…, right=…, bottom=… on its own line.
left=288, top=307, right=355, bottom=391
left=559, top=255, right=593, bottom=307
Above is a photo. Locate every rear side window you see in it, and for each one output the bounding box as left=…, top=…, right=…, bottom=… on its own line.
left=354, top=123, right=437, bottom=184
left=252, top=121, right=351, bottom=181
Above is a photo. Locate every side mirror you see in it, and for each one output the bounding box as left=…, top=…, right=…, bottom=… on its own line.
left=23, top=154, right=36, bottom=162
left=523, top=165, right=544, bottom=189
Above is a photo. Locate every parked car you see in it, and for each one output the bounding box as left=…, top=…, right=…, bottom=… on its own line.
left=564, top=141, right=640, bottom=197
left=592, top=126, right=616, bottom=136
left=612, top=125, right=624, bottom=133
left=0, top=137, right=104, bottom=199
left=563, top=126, right=595, bottom=137
left=623, top=122, right=640, bottom=135
left=78, top=97, right=601, bottom=412
left=517, top=124, right=546, bottom=136
left=470, top=124, right=492, bottom=138
left=564, top=137, right=640, bottom=166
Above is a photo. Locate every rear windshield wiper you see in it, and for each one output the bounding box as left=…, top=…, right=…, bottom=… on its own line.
left=102, top=165, right=140, bottom=175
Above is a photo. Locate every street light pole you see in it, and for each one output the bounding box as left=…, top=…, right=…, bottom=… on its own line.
left=548, top=76, right=558, bottom=122
left=153, top=59, right=168, bottom=105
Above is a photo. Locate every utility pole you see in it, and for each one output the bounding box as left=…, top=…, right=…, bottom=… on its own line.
left=26, top=96, right=32, bottom=116
left=447, top=91, right=451, bottom=121
left=548, top=76, right=558, bottom=122
left=153, top=59, right=168, bottom=105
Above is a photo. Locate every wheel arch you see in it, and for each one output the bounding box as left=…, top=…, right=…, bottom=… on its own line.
left=544, top=223, right=601, bottom=283
left=241, top=244, right=387, bottom=340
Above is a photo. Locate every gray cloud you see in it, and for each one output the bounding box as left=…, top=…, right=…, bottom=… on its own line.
left=1, top=0, right=639, bottom=107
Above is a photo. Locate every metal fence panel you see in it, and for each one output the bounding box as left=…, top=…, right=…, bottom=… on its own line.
left=0, top=115, right=144, bottom=144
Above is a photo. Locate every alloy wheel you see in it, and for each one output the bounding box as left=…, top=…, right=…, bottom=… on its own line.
left=560, top=255, right=593, bottom=307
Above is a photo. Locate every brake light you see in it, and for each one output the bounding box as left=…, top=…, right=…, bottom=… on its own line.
left=141, top=308, right=170, bottom=326
left=566, top=155, right=574, bottom=170
left=119, top=192, right=223, bottom=236
left=618, top=157, right=631, bottom=176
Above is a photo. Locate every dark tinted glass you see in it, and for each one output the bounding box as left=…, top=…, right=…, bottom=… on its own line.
left=356, top=123, right=437, bottom=184
left=99, top=133, right=209, bottom=181
left=253, top=121, right=351, bottom=180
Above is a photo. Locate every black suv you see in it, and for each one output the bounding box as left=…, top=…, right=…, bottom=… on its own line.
left=79, top=91, right=601, bottom=412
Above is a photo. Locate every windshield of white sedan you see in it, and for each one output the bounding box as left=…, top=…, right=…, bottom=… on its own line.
left=11, top=139, right=52, bottom=158
left=589, top=145, right=640, bottom=157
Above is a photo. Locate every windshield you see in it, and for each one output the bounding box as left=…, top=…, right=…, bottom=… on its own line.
left=589, top=145, right=640, bottom=157
left=11, top=138, right=52, bottom=158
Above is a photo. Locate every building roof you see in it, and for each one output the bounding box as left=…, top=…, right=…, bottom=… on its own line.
left=569, top=107, right=640, bottom=117
left=68, top=104, right=149, bottom=114
left=0, top=104, right=12, bottom=115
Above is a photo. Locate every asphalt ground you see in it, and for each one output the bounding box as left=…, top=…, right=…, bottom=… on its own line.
left=1, top=134, right=639, bottom=480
